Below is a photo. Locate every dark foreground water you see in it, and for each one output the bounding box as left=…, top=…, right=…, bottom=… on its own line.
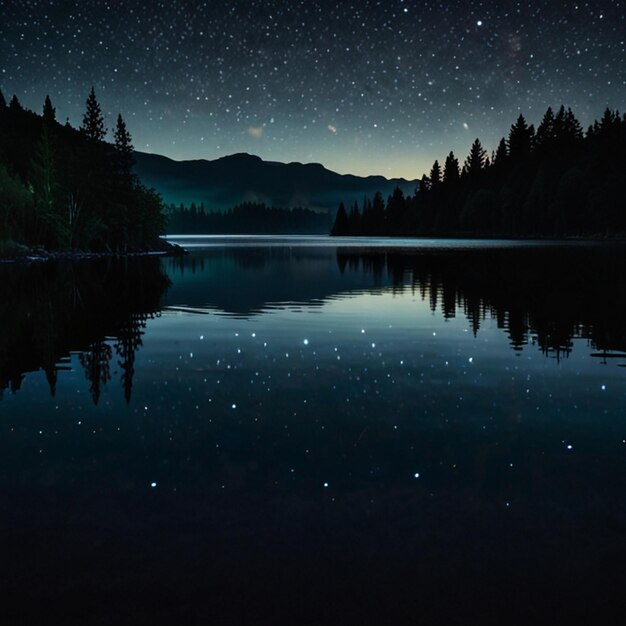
left=2, top=236, right=626, bottom=624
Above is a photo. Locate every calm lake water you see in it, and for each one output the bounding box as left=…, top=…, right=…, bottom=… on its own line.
left=2, top=236, right=626, bottom=624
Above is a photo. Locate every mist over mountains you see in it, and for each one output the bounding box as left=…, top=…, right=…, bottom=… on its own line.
left=133, top=151, right=419, bottom=213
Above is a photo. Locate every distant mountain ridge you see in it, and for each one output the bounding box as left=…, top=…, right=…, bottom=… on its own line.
left=133, top=151, right=419, bottom=213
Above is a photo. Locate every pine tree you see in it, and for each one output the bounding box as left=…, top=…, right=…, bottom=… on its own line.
left=535, top=107, right=556, bottom=148
left=493, top=138, right=508, bottom=166
left=113, top=113, right=134, bottom=178
left=331, top=202, right=349, bottom=235
left=463, top=139, right=487, bottom=177
left=9, top=94, right=22, bottom=110
left=0, top=89, right=6, bottom=110
left=43, top=95, right=56, bottom=124
left=429, top=160, right=442, bottom=188
left=443, top=151, right=460, bottom=183
left=508, top=114, right=533, bottom=159
left=81, top=87, right=106, bottom=142
left=563, top=108, right=583, bottom=141
left=599, top=108, right=620, bottom=132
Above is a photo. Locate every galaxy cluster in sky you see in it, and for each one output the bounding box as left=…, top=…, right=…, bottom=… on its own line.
left=1, top=0, right=624, bottom=178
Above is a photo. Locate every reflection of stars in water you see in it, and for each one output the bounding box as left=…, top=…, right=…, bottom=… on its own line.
left=9, top=284, right=621, bottom=503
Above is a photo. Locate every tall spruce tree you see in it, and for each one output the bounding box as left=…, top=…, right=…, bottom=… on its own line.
left=508, top=114, right=533, bottom=159
left=443, top=151, right=460, bottom=183
left=599, top=107, right=620, bottom=133
left=493, top=138, right=508, bottom=166
left=43, top=95, right=56, bottom=124
left=0, top=89, right=6, bottom=110
left=429, top=160, right=442, bottom=188
left=331, top=202, right=349, bottom=235
left=9, top=94, right=22, bottom=110
left=463, top=139, right=487, bottom=177
left=81, top=87, right=106, bottom=142
left=113, top=113, right=134, bottom=179
left=563, top=107, right=583, bottom=141
left=535, top=107, right=556, bottom=148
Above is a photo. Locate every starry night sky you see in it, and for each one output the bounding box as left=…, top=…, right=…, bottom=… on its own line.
left=1, top=0, right=624, bottom=178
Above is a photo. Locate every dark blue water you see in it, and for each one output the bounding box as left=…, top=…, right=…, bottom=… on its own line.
left=2, top=237, right=626, bottom=624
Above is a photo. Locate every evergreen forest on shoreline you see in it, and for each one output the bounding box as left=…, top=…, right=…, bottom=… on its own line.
left=165, top=201, right=330, bottom=234
left=331, top=106, right=626, bottom=238
left=2, top=91, right=625, bottom=251
left=0, top=88, right=166, bottom=255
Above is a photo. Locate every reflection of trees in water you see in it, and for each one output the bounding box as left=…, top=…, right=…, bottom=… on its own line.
left=337, top=246, right=626, bottom=361
left=79, top=341, right=112, bottom=405
left=0, top=258, right=169, bottom=403
left=115, top=313, right=147, bottom=404
left=164, top=246, right=335, bottom=276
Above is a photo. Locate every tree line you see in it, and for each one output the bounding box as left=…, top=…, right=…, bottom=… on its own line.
left=166, top=201, right=331, bottom=234
left=0, top=88, right=166, bottom=252
left=332, top=106, right=626, bottom=238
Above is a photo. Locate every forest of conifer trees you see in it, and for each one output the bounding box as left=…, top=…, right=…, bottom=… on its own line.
left=331, top=106, right=626, bottom=238
left=166, top=201, right=330, bottom=234
left=0, top=88, right=166, bottom=254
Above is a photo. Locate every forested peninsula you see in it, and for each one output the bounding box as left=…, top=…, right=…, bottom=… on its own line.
left=0, top=88, right=169, bottom=257
left=332, top=106, right=626, bottom=238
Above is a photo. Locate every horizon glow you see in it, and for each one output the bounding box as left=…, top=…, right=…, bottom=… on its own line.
left=1, top=1, right=623, bottom=179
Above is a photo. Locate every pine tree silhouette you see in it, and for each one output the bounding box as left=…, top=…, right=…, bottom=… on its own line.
left=331, top=202, right=349, bottom=235
left=114, top=113, right=134, bottom=179
left=43, top=95, right=56, bottom=124
left=443, top=151, right=459, bottom=183
left=508, top=114, right=534, bottom=159
left=81, top=87, right=106, bottom=142
left=429, top=160, right=442, bottom=188
left=9, top=94, right=22, bottom=110
left=463, top=139, right=487, bottom=177
left=493, top=138, right=508, bottom=166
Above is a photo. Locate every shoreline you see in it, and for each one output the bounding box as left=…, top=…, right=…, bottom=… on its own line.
left=0, top=239, right=188, bottom=264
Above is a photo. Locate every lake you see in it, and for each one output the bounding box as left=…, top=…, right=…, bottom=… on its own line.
left=2, top=236, right=626, bottom=624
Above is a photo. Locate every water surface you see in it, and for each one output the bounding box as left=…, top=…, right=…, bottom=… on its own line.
left=2, top=236, right=626, bottom=624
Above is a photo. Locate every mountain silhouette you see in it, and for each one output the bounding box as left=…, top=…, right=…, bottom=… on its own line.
left=133, top=151, right=419, bottom=213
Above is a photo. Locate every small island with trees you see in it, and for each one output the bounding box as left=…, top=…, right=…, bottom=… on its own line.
left=0, top=88, right=175, bottom=258
left=331, top=106, right=625, bottom=238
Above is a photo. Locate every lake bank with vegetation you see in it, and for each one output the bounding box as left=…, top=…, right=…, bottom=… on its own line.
left=331, top=105, right=626, bottom=238
left=0, top=88, right=167, bottom=255
left=0, top=237, right=186, bottom=263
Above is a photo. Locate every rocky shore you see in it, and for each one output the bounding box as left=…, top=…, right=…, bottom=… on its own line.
left=0, top=238, right=187, bottom=263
